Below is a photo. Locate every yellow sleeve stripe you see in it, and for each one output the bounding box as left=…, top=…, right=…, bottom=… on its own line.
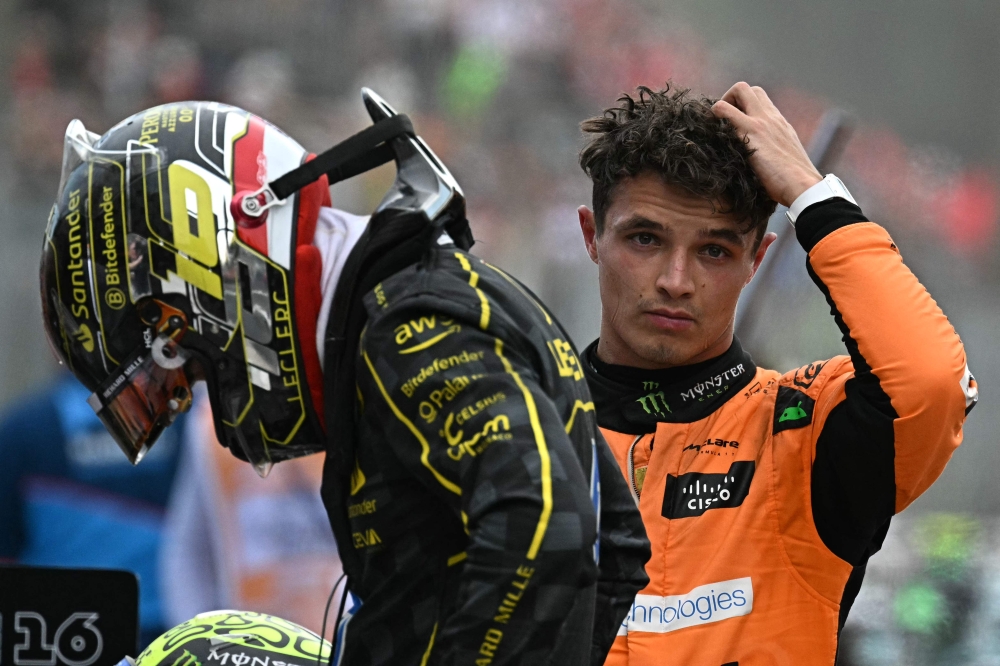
left=494, top=338, right=552, bottom=561
left=362, top=348, right=462, bottom=496
left=447, top=551, right=468, bottom=566
left=420, top=622, right=438, bottom=666
left=564, top=400, right=596, bottom=434
left=483, top=261, right=553, bottom=325
left=455, top=252, right=491, bottom=330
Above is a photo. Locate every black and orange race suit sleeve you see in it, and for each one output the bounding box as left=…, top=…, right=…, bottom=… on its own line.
left=359, top=299, right=603, bottom=666
left=790, top=199, right=977, bottom=572
left=590, top=435, right=651, bottom=665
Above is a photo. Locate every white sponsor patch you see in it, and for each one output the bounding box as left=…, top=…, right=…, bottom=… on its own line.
left=618, top=577, right=753, bottom=635
left=961, top=364, right=978, bottom=410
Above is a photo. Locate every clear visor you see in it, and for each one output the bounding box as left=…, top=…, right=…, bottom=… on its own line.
left=55, top=119, right=102, bottom=205
left=87, top=336, right=193, bottom=464
left=49, top=118, right=164, bottom=235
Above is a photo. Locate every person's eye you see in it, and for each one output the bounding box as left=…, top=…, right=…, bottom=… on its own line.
left=702, top=245, right=729, bottom=259
left=630, top=233, right=658, bottom=246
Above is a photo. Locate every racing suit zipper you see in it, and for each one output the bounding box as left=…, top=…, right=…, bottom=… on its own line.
left=626, top=434, right=643, bottom=506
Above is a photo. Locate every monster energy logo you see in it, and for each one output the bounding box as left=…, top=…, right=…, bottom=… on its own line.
left=208, top=648, right=303, bottom=666
left=637, top=391, right=670, bottom=416
left=680, top=364, right=745, bottom=402
left=171, top=651, right=202, bottom=666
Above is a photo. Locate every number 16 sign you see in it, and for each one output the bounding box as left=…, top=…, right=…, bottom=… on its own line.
left=0, top=566, right=138, bottom=666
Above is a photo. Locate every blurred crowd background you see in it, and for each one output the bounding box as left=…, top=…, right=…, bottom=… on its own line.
left=0, top=0, right=998, bottom=663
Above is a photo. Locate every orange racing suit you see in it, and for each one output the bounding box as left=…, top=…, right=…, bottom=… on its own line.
left=584, top=199, right=978, bottom=666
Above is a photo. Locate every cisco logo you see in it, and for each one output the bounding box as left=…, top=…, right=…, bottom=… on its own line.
left=662, top=461, right=755, bottom=519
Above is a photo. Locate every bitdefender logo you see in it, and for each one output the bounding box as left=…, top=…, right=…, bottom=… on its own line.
left=620, top=577, right=753, bottom=635
left=662, top=461, right=754, bottom=519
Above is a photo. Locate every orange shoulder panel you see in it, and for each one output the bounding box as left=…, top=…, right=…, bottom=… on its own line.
left=807, top=222, right=969, bottom=511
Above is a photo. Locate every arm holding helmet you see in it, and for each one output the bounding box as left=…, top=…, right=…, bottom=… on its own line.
left=358, top=296, right=601, bottom=665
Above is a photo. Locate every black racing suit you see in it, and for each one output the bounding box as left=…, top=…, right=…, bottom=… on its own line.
left=323, top=243, right=650, bottom=665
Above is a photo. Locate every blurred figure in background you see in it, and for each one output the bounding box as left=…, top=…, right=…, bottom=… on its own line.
left=0, top=372, right=182, bottom=646
left=840, top=512, right=987, bottom=666
left=161, top=395, right=342, bottom=633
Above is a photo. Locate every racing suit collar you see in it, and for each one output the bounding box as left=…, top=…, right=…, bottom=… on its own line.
left=314, top=207, right=370, bottom=369
left=582, top=338, right=757, bottom=433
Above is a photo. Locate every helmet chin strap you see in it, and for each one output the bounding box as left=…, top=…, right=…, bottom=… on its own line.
left=230, top=114, right=415, bottom=229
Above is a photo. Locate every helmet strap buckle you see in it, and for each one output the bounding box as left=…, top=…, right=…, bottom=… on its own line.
left=231, top=184, right=285, bottom=229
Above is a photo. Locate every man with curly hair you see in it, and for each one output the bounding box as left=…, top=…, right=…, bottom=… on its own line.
left=576, top=82, right=978, bottom=664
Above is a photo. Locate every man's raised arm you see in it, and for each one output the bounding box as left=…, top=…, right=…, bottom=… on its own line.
left=359, top=301, right=601, bottom=665
left=714, top=82, right=976, bottom=563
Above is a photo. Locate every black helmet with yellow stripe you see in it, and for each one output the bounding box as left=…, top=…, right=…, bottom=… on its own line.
left=40, top=90, right=462, bottom=473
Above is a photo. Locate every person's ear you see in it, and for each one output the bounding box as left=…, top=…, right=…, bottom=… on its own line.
left=579, top=206, right=599, bottom=264
left=747, top=232, right=778, bottom=284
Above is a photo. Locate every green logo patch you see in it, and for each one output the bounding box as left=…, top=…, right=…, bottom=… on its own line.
left=773, top=387, right=815, bottom=434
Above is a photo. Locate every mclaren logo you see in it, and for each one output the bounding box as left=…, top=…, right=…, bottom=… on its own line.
left=74, top=323, right=95, bottom=353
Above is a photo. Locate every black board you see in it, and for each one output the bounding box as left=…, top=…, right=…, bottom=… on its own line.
left=0, top=566, right=138, bottom=666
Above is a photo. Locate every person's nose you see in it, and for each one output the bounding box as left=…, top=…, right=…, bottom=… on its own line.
left=654, top=249, right=696, bottom=300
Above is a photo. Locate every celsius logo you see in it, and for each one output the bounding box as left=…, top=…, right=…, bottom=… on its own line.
left=662, top=461, right=754, bottom=519
left=74, top=324, right=95, bottom=353
left=621, top=577, right=753, bottom=635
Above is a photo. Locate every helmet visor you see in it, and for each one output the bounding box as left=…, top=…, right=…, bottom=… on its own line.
left=87, top=337, right=192, bottom=464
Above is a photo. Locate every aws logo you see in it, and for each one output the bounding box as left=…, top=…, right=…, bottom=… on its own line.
left=395, top=315, right=461, bottom=355
left=74, top=323, right=95, bottom=353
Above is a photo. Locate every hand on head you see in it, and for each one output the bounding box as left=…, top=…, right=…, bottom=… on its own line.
left=711, top=82, right=822, bottom=207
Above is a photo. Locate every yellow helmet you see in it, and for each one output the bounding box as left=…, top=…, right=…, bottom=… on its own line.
left=128, top=611, right=330, bottom=666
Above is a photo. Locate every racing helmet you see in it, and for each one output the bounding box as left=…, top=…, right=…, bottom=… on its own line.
left=125, top=610, right=330, bottom=666
left=41, top=90, right=465, bottom=473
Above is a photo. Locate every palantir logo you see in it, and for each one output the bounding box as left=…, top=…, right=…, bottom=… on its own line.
left=662, top=461, right=755, bottom=519
left=620, top=578, right=753, bottom=635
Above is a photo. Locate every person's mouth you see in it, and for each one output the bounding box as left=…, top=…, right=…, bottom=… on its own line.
left=643, top=308, right=695, bottom=332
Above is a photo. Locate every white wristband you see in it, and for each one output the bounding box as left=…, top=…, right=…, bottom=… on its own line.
left=785, top=174, right=857, bottom=226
